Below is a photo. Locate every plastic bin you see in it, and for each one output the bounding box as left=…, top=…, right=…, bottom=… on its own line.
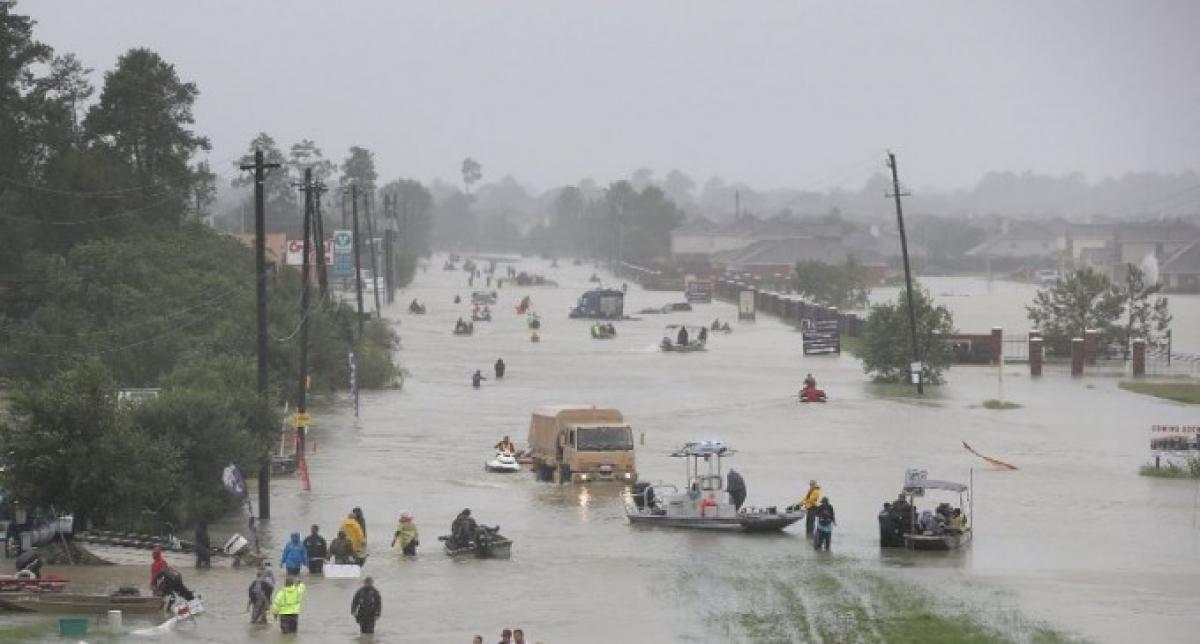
left=59, top=618, right=88, bottom=636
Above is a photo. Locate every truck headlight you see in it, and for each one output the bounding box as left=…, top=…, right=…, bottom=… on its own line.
left=579, top=474, right=590, bottom=481
left=623, top=472, right=632, bottom=479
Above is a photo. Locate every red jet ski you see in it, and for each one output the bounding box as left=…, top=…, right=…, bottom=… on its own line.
left=799, top=386, right=827, bottom=403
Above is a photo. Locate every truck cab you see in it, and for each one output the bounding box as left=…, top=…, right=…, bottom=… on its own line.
left=527, top=406, right=637, bottom=483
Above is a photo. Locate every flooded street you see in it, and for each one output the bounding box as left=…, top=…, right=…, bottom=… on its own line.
left=32, top=258, right=1200, bottom=643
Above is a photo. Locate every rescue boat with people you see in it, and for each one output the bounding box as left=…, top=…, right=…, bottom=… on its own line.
left=625, top=441, right=803, bottom=532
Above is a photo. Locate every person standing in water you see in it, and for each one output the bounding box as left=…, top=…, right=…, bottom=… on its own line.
left=494, top=358, right=506, bottom=379
left=272, top=576, right=306, bottom=634
left=813, top=497, right=836, bottom=552
left=391, top=513, right=419, bottom=556
left=800, top=480, right=823, bottom=536
left=351, top=577, right=382, bottom=634
left=472, top=370, right=487, bottom=388
left=303, top=525, right=327, bottom=574
left=193, top=520, right=211, bottom=568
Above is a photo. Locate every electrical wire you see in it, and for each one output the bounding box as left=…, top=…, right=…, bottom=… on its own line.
left=0, top=281, right=251, bottom=339
left=0, top=174, right=173, bottom=197
left=0, top=187, right=190, bottom=225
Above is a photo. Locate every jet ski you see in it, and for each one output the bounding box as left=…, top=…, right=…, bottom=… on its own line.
left=799, top=386, right=827, bottom=403
left=485, top=452, right=521, bottom=473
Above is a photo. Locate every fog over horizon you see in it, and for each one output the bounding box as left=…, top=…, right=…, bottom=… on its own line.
left=27, top=0, right=1200, bottom=199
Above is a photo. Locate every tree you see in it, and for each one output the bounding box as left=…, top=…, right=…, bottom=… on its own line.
left=341, top=145, right=377, bottom=194
left=862, top=287, right=955, bottom=384
left=84, top=47, right=210, bottom=224
left=461, top=157, right=482, bottom=195
left=0, top=360, right=173, bottom=527
left=288, top=139, right=336, bottom=184
left=793, top=256, right=871, bottom=309
left=231, top=132, right=297, bottom=233
left=1026, top=268, right=1124, bottom=356
left=1117, top=264, right=1172, bottom=357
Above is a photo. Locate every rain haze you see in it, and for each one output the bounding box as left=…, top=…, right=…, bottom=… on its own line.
left=26, top=0, right=1200, bottom=191
left=4, top=2, right=1200, bottom=643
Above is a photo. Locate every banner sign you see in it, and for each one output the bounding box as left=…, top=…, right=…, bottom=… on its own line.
left=221, top=464, right=247, bottom=498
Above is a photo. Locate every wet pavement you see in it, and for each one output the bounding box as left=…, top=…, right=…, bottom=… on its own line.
left=19, top=258, right=1200, bottom=643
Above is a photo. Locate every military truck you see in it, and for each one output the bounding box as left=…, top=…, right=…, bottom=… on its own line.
left=526, top=406, right=637, bottom=483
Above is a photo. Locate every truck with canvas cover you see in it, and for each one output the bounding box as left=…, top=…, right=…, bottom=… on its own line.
left=526, top=406, right=637, bottom=483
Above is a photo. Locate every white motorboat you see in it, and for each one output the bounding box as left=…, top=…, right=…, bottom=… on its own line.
left=485, top=452, right=521, bottom=474
left=625, top=441, right=803, bottom=532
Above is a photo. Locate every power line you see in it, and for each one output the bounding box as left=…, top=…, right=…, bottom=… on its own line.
left=0, top=188, right=189, bottom=225
left=0, top=174, right=173, bottom=197
left=0, top=281, right=251, bottom=338
left=3, top=295, right=238, bottom=358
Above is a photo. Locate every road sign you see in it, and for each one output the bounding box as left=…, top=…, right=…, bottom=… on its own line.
left=332, top=229, right=354, bottom=278
left=291, top=412, right=312, bottom=428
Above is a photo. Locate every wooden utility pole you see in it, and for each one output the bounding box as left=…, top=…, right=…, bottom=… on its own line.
left=351, top=184, right=365, bottom=335
left=240, top=147, right=281, bottom=519
left=312, top=182, right=329, bottom=300
left=365, top=192, right=382, bottom=318
left=886, top=151, right=923, bottom=395
left=296, top=168, right=314, bottom=491
left=383, top=193, right=395, bottom=304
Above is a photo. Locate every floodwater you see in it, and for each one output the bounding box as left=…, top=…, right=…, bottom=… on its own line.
left=22, top=259, right=1200, bottom=643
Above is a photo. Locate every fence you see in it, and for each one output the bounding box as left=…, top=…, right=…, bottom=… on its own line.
left=1146, top=346, right=1200, bottom=378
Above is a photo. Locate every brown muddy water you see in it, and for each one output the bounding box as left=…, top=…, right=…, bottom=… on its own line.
left=14, top=259, right=1200, bottom=643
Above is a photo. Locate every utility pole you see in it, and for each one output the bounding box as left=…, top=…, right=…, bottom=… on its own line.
left=350, top=184, right=365, bottom=335
left=240, top=147, right=281, bottom=518
left=365, top=192, right=382, bottom=318
left=312, top=182, right=329, bottom=300
left=886, top=151, right=923, bottom=395
left=383, top=193, right=395, bottom=304
left=295, top=168, right=314, bottom=491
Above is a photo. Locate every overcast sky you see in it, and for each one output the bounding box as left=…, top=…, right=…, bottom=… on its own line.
left=26, top=0, right=1200, bottom=193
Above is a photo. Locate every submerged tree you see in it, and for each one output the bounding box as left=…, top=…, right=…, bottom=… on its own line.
left=861, top=287, right=955, bottom=384
left=1026, top=268, right=1124, bottom=356
left=1116, top=264, right=1171, bottom=357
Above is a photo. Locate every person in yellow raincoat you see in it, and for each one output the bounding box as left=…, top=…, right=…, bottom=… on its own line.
left=390, top=512, right=419, bottom=556
left=799, top=480, right=822, bottom=537
left=339, top=513, right=366, bottom=565
left=271, top=576, right=306, bottom=634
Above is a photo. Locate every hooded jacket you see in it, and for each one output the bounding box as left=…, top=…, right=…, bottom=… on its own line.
left=150, top=547, right=167, bottom=586
left=280, top=532, right=308, bottom=569
left=801, top=484, right=823, bottom=509
left=340, top=517, right=366, bottom=555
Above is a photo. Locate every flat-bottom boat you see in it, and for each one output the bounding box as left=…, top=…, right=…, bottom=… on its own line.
left=903, top=529, right=972, bottom=551
left=439, top=527, right=512, bottom=559
left=625, top=441, right=803, bottom=533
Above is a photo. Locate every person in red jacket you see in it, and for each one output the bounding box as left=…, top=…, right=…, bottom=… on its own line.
left=150, top=547, right=168, bottom=592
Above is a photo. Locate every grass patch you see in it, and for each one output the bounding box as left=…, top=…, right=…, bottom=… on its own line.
left=687, top=559, right=1078, bottom=643
left=1119, top=380, right=1200, bottom=404
left=982, top=399, right=1021, bottom=410
left=1139, top=458, right=1200, bottom=479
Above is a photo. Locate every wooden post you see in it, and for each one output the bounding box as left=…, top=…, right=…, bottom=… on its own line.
left=1084, top=328, right=1099, bottom=365
left=1132, top=338, right=1146, bottom=377
left=1071, top=337, right=1084, bottom=376
left=1029, top=330, right=1043, bottom=377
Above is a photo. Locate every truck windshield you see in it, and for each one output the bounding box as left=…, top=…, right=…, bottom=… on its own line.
left=576, top=426, right=634, bottom=451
